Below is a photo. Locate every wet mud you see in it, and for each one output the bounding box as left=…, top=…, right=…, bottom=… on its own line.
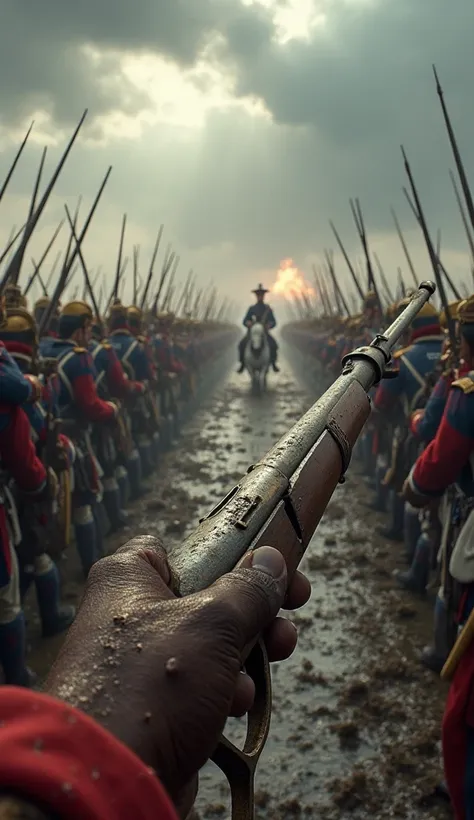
left=25, top=357, right=452, bottom=820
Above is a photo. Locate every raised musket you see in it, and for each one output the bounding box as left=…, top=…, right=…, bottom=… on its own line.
left=434, top=65, right=474, bottom=246
left=38, top=166, right=111, bottom=335
left=390, top=206, right=418, bottom=288
left=167, top=282, right=436, bottom=820
left=325, top=249, right=350, bottom=316
left=24, top=220, right=64, bottom=296
left=401, top=147, right=457, bottom=346
left=140, top=224, right=164, bottom=310
left=373, top=252, right=394, bottom=304
left=151, top=244, right=174, bottom=314
left=174, top=268, right=194, bottom=316
left=111, top=214, right=127, bottom=302
left=449, top=169, right=474, bottom=283
left=64, top=205, right=101, bottom=319
left=403, top=184, right=461, bottom=301
left=329, top=219, right=364, bottom=300
left=2, top=111, right=87, bottom=288
left=350, top=197, right=383, bottom=313
left=0, top=121, right=34, bottom=205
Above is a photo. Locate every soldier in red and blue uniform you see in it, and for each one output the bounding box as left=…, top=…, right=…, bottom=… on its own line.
left=237, top=284, right=279, bottom=373
left=403, top=295, right=474, bottom=819
left=373, top=302, right=444, bottom=546
left=107, top=302, right=153, bottom=494
left=127, top=305, right=161, bottom=466
left=89, top=316, right=144, bottom=528
left=40, top=301, right=117, bottom=576
left=0, top=401, right=48, bottom=685
left=0, top=303, right=75, bottom=638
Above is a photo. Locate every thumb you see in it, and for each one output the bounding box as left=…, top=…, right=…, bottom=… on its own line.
left=206, top=546, right=288, bottom=653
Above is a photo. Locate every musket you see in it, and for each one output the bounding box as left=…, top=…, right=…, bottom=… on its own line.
left=159, top=254, right=179, bottom=313
left=24, top=220, right=64, bottom=296
left=318, top=266, right=334, bottom=316
left=350, top=198, right=383, bottom=313
left=151, top=244, right=173, bottom=314
left=449, top=169, right=474, bottom=276
left=192, top=288, right=202, bottom=319
left=311, top=265, right=327, bottom=316
left=373, top=252, right=395, bottom=304
left=401, top=146, right=456, bottom=344
left=184, top=278, right=196, bottom=315
left=390, top=206, right=418, bottom=288
left=167, top=282, right=436, bottom=820
left=46, top=253, right=62, bottom=290
left=111, top=214, right=127, bottom=302
left=0, top=121, right=34, bottom=205
left=403, top=185, right=461, bottom=301
left=28, top=266, right=49, bottom=297
left=174, top=269, right=194, bottom=316
left=38, top=166, right=111, bottom=335
left=2, top=145, right=48, bottom=287
left=64, top=205, right=101, bottom=318
left=140, top=224, right=164, bottom=310
left=133, top=245, right=140, bottom=305
left=2, top=111, right=87, bottom=288
left=329, top=219, right=364, bottom=300
left=433, top=65, right=474, bottom=244
left=299, top=287, right=314, bottom=319
left=0, top=223, right=27, bottom=270
left=324, top=249, right=350, bottom=316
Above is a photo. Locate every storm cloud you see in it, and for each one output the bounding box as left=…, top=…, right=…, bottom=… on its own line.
left=1, top=0, right=474, bottom=312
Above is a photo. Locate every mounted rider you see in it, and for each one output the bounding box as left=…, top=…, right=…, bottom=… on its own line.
left=237, top=284, right=279, bottom=373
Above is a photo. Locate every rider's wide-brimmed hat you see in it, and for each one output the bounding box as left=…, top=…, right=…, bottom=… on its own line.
left=252, top=283, right=269, bottom=295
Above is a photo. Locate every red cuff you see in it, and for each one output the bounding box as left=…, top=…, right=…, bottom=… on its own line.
left=0, top=688, right=178, bottom=820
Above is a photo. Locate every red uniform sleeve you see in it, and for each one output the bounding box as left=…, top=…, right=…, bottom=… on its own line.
left=107, top=350, right=144, bottom=399
left=411, top=412, right=474, bottom=495
left=0, top=404, right=46, bottom=492
left=73, top=374, right=115, bottom=424
left=0, top=687, right=178, bottom=820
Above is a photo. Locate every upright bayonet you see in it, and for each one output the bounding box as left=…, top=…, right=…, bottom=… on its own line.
left=402, top=145, right=456, bottom=344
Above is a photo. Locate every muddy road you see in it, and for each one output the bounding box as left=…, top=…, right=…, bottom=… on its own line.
left=27, top=355, right=452, bottom=820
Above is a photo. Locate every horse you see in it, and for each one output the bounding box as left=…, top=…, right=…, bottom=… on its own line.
left=243, top=320, right=271, bottom=394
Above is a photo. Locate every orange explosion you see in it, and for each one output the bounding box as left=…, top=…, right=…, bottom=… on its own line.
left=271, top=258, right=314, bottom=299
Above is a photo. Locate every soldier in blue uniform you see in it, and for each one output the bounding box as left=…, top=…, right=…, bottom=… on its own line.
left=402, top=295, right=474, bottom=818
left=373, top=302, right=444, bottom=546
left=107, top=301, right=152, bottom=496
left=237, top=285, right=279, bottom=373
left=40, top=301, right=117, bottom=577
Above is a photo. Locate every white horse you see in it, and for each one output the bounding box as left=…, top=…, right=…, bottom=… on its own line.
left=243, top=320, right=271, bottom=393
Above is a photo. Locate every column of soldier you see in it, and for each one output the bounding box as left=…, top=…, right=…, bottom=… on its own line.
left=283, top=282, right=474, bottom=815
left=0, top=111, right=237, bottom=690
left=0, top=280, right=236, bottom=688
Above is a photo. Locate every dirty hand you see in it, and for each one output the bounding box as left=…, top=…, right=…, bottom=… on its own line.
left=45, top=536, right=310, bottom=815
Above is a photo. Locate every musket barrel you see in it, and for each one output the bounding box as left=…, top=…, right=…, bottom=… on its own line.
left=169, top=281, right=435, bottom=596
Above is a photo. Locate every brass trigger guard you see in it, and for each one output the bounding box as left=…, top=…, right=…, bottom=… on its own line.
left=211, top=639, right=271, bottom=820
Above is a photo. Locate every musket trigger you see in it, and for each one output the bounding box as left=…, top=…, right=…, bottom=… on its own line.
left=211, top=639, right=271, bottom=820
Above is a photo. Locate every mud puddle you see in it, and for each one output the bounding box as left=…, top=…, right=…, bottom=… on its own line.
left=25, top=358, right=452, bottom=820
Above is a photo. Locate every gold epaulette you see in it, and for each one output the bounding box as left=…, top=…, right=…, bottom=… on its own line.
left=73, top=346, right=87, bottom=354
left=101, top=342, right=112, bottom=350
left=452, top=377, right=474, bottom=394
left=137, top=335, right=146, bottom=344
left=393, top=345, right=411, bottom=359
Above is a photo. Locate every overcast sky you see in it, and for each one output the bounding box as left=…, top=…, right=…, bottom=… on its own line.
left=1, top=0, right=473, bottom=318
